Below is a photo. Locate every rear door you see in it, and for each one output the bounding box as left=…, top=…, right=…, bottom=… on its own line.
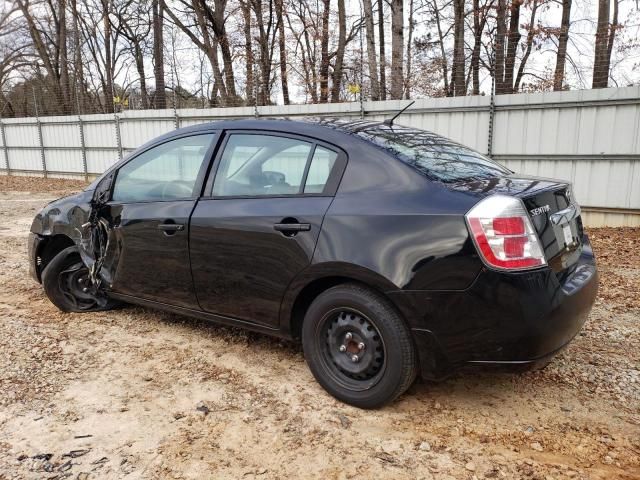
left=190, top=131, right=346, bottom=327
left=101, top=132, right=217, bottom=308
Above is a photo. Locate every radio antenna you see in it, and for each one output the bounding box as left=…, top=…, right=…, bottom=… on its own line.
left=383, top=100, right=415, bottom=127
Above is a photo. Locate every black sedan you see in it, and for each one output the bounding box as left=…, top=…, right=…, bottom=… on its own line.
left=28, top=118, right=598, bottom=408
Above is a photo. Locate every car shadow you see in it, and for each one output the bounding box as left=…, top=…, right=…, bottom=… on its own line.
left=115, top=303, right=560, bottom=409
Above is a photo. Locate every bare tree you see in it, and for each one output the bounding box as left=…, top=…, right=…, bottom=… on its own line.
left=378, top=0, right=387, bottom=99
left=111, top=0, right=152, bottom=108
left=16, top=0, right=73, bottom=113
left=240, top=0, right=255, bottom=105
left=553, top=0, right=571, bottom=90
left=504, top=0, right=522, bottom=92
left=0, top=4, right=30, bottom=116
left=275, top=0, right=290, bottom=104
left=162, top=0, right=238, bottom=105
left=494, top=0, right=507, bottom=93
left=592, top=0, right=619, bottom=88
left=77, top=0, right=129, bottom=113
left=330, top=0, right=347, bottom=102
left=404, top=0, right=415, bottom=98
left=470, top=0, right=493, bottom=94
left=390, top=0, right=403, bottom=99
left=250, top=0, right=281, bottom=105
left=363, top=0, right=380, bottom=100
left=152, top=0, right=166, bottom=108
left=286, top=0, right=320, bottom=103
left=319, top=0, right=331, bottom=102
left=514, top=0, right=540, bottom=91
left=450, top=0, right=465, bottom=95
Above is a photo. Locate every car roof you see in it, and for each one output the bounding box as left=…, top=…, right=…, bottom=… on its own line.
left=163, top=117, right=442, bottom=148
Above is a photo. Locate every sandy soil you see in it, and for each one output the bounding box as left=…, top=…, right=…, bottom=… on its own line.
left=0, top=176, right=638, bottom=480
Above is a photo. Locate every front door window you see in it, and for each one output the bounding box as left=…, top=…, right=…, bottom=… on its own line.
left=112, top=134, right=214, bottom=202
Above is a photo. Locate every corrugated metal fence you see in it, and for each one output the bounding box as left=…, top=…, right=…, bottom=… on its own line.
left=1, top=86, right=639, bottom=227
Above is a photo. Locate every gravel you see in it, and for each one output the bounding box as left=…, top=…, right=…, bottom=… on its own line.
left=0, top=177, right=638, bottom=479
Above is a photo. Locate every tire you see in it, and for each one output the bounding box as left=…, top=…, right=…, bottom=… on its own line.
left=42, top=246, right=117, bottom=313
left=302, top=283, right=417, bottom=409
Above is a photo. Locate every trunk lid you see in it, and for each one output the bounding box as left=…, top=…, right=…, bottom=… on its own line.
left=451, top=175, right=584, bottom=272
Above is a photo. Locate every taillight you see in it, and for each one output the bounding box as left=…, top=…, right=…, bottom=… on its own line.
left=465, top=195, right=546, bottom=271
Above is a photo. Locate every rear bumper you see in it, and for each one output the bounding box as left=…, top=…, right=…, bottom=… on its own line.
left=389, top=235, right=599, bottom=380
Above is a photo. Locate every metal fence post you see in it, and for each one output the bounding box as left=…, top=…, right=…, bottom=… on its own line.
left=254, top=65, right=260, bottom=119
left=173, top=104, right=180, bottom=129
left=33, top=89, right=47, bottom=177
left=0, top=118, right=9, bottom=175
left=486, top=69, right=496, bottom=158
left=114, top=114, right=123, bottom=160
left=172, top=71, right=180, bottom=129
left=78, top=115, right=88, bottom=181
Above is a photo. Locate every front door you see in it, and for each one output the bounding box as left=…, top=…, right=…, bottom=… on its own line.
left=190, top=132, right=345, bottom=327
left=103, top=132, right=217, bottom=308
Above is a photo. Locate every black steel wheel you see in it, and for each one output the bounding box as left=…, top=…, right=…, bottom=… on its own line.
left=320, top=309, right=386, bottom=390
left=42, top=246, right=117, bottom=313
left=302, top=283, right=417, bottom=408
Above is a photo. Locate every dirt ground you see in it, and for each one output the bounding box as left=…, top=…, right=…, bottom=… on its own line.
left=0, top=176, right=638, bottom=480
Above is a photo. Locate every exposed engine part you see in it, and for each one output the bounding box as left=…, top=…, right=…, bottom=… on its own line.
left=76, top=172, right=115, bottom=291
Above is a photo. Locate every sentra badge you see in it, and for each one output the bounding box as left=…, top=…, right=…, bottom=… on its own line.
left=530, top=205, right=550, bottom=216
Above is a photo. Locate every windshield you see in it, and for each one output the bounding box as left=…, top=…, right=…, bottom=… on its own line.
left=354, top=124, right=511, bottom=184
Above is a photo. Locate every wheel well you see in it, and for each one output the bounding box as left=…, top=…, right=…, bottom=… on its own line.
left=289, top=276, right=394, bottom=339
left=36, top=234, right=76, bottom=281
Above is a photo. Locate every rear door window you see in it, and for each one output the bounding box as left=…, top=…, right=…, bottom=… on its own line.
left=212, top=134, right=341, bottom=197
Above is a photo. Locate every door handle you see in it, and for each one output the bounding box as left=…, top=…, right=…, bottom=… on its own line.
left=273, top=223, right=311, bottom=233
left=158, top=223, right=185, bottom=233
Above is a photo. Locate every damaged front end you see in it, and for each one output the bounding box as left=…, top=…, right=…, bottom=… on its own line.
left=76, top=172, right=118, bottom=308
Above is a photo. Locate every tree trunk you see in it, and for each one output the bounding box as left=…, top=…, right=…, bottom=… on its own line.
left=553, top=0, right=571, bottom=90
left=210, top=1, right=237, bottom=103
left=404, top=0, right=415, bottom=99
left=592, top=0, right=610, bottom=88
left=390, top=0, right=403, bottom=99
left=604, top=0, right=618, bottom=85
left=70, top=0, right=86, bottom=112
left=58, top=0, right=71, bottom=112
left=16, top=0, right=66, bottom=112
left=378, top=0, right=386, bottom=100
left=330, top=0, right=347, bottom=102
left=494, top=0, right=507, bottom=94
left=240, top=1, right=254, bottom=105
left=432, top=0, right=449, bottom=94
left=275, top=0, right=289, bottom=105
left=363, top=0, right=380, bottom=100
left=103, top=0, right=114, bottom=113
left=504, top=0, right=522, bottom=93
left=319, top=0, right=330, bottom=103
left=471, top=0, right=484, bottom=95
left=153, top=0, right=166, bottom=109
left=134, top=44, right=148, bottom=109
left=250, top=0, right=269, bottom=105
left=450, top=0, right=465, bottom=96
left=514, top=0, right=539, bottom=91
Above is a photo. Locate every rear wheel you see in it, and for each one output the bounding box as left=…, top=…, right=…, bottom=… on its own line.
left=302, top=283, right=417, bottom=408
left=42, top=246, right=117, bottom=312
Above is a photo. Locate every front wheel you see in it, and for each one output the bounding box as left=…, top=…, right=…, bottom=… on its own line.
left=302, top=283, right=417, bottom=409
left=42, top=246, right=117, bottom=313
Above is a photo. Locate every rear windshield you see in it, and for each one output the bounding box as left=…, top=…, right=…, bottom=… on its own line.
left=355, top=125, right=511, bottom=183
